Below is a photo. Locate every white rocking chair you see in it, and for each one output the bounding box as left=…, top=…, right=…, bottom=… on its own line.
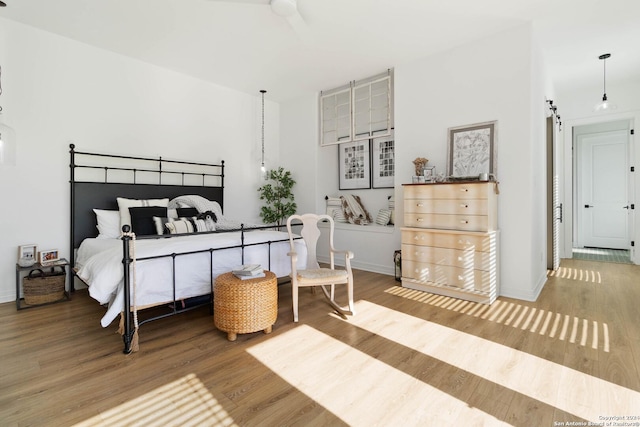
left=286, top=213, right=355, bottom=322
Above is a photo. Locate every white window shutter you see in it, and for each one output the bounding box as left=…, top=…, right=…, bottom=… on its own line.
left=320, top=87, right=352, bottom=146
left=320, top=70, right=392, bottom=146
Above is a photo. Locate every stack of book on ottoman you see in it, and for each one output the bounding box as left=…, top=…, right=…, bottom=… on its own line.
left=232, top=264, right=265, bottom=280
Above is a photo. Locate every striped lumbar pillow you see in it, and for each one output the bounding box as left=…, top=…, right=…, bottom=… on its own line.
left=164, top=219, right=195, bottom=234
left=376, top=209, right=391, bottom=226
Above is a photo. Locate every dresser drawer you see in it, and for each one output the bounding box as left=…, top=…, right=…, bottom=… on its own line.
left=401, top=244, right=493, bottom=271
left=404, top=198, right=488, bottom=215
left=404, top=183, right=491, bottom=200
left=404, top=213, right=488, bottom=232
left=401, top=229, right=495, bottom=251
left=401, top=260, right=492, bottom=292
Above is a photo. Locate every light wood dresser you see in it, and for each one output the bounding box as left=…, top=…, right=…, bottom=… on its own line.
left=401, top=181, right=499, bottom=304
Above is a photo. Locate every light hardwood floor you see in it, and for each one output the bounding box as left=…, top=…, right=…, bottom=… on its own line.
left=1, top=258, right=640, bottom=426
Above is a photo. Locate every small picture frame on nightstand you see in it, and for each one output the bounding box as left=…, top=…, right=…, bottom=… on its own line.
left=39, top=249, right=60, bottom=265
left=423, top=166, right=436, bottom=183
left=18, top=244, right=37, bottom=264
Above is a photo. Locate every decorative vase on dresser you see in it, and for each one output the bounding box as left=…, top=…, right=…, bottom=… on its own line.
left=401, top=181, right=499, bottom=304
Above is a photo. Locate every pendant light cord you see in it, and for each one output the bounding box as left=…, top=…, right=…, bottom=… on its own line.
left=0, top=65, right=4, bottom=113
left=260, top=90, right=266, bottom=168
left=603, top=57, right=607, bottom=100
left=599, top=53, right=611, bottom=102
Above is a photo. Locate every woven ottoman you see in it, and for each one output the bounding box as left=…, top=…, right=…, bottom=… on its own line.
left=214, top=271, right=277, bottom=341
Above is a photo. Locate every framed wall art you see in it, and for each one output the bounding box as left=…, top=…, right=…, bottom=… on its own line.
left=371, top=131, right=394, bottom=188
left=447, top=120, right=497, bottom=179
left=339, top=140, right=371, bottom=190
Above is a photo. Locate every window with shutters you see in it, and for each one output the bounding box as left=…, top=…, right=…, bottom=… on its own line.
left=320, top=70, right=393, bottom=146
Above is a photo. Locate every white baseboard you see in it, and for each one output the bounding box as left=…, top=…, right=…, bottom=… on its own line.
left=499, top=272, right=547, bottom=302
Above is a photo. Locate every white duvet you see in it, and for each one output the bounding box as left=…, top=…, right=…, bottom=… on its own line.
left=76, top=230, right=306, bottom=327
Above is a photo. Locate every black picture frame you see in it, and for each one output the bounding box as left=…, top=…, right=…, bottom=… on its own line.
left=339, top=140, right=371, bottom=190
left=371, top=131, right=395, bottom=189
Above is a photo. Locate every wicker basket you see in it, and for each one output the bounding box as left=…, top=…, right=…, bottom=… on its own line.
left=23, top=268, right=66, bottom=305
left=214, top=271, right=277, bottom=341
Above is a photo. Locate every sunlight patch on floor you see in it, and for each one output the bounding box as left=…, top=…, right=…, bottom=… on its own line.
left=384, top=286, right=609, bottom=352
left=73, top=373, right=236, bottom=427
left=347, top=301, right=640, bottom=421
left=547, top=267, right=602, bottom=283
left=247, top=324, right=510, bottom=426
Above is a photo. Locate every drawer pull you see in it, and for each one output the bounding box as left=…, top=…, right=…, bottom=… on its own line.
left=460, top=188, right=469, bottom=192
left=416, top=218, right=424, bottom=222
left=460, top=220, right=469, bottom=224
left=460, top=203, right=468, bottom=208
left=416, top=203, right=424, bottom=207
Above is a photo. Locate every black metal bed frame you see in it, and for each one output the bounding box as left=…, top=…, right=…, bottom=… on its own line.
left=69, top=144, right=295, bottom=354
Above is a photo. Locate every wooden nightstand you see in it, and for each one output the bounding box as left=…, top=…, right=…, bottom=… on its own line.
left=15, top=258, right=71, bottom=310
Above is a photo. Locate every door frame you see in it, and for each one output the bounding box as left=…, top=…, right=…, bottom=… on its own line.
left=546, top=116, right=560, bottom=270
left=561, top=112, right=637, bottom=264
left=575, top=127, right=629, bottom=249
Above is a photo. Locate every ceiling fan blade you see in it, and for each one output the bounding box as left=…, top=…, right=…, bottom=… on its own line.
left=206, top=0, right=269, bottom=4
left=285, top=12, right=309, bottom=41
left=207, top=0, right=308, bottom=40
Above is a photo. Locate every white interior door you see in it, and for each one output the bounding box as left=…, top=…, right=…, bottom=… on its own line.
left=577, top=129, right=629, bottom=249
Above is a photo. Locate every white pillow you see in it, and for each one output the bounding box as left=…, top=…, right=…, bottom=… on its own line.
left=326, top=196, right=342, bottom=216
left=117, top=198, right=169, bottom=230
left=326, top=196, right=341, bottom=206
left=93, top=209, right=121, bottom=239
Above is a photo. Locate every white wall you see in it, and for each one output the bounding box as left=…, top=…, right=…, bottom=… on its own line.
left=529, top=32, right=552, bottom=294
left=1, top=18, right=559, bottom=304
left=0, top=18, right=280, bottom=303
left=279, top=89, right=400, bottom=276
left=278, top=94, right=318, bottom=214
left=395, top=24, right=546, bottom=300
left=279, top=24, right=550, bottom=299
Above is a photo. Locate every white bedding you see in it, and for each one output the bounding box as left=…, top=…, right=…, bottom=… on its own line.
left=76, top=230, right=306, bottom=327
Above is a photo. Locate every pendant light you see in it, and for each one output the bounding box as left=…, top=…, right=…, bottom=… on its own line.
left=593, top=53, right=616, bottom=112
left=260, top=89, right=267, bottom=179
left=0, top=65, right=17, bottom=166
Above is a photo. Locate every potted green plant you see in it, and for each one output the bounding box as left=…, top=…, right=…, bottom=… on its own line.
left=258, top=167, right=297, bottom=227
